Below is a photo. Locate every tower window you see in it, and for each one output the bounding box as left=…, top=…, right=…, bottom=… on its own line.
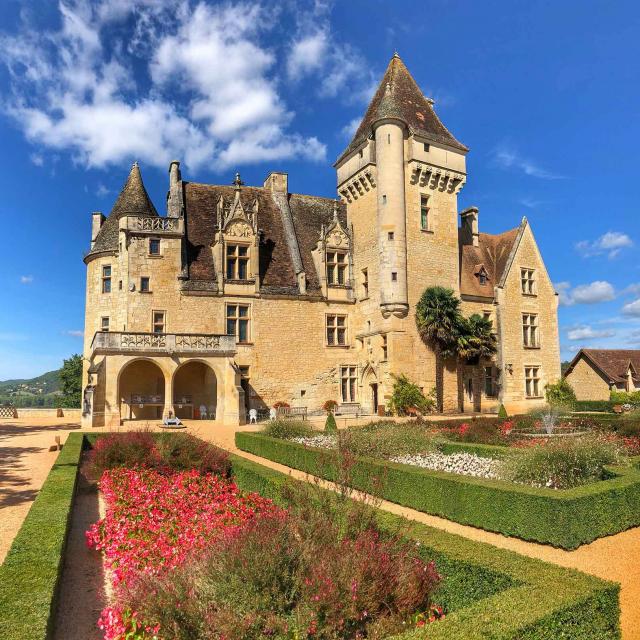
left=152, top=311, right=165, bottom=334
left=359, top=149, right=363, bottom=158
left=226, top=244, right=250, bottom=280
left=420, top=195, right=430, bottom=231
left=388, top=231, right=394, bottom=241
left=382, top=195, right=387, bottom=204
left=382, top=334, right=388, bottom=360
left=326, top=250, right=348, bottom=285
left=387, top=133, right=391, bottom=144
left=423, top=143, right=430, bottom=152
left=101, top=265, right=111, bottom=293
left=101, top=316, right=110, bottom=332
left=140, top=276, right=150, bottom=292
left=361, top=268, right=369, bottom=298
left=149, top=238, right=160, bottom=255
left=391, top=272, right=398, bottom=282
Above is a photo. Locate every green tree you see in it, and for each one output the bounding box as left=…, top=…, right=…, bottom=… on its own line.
left=457, top=314, right=498, bottom=362
left=415, top=287, right=463, bottom=412
left=56, top=354, right=83, bottom=408
left=389, top=374, right=435, bottom=416
left=545, top=378, right=577, bottom=410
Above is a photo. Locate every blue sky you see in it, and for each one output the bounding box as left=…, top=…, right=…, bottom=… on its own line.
left=0, top=0, right=639, bottom=379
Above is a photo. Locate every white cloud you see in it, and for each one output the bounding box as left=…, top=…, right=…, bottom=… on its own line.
left=340, top=117, right=360, bottom=139
left=1, top=1, right=326, bottom=171
left=96, top=183, right=110, bottom=197
left=576, top=231, right=633, bottom=259
left=30, top=153, right=44, bottom=166
left=287, top=29, right=328, bottom=80
left=567, top=325, right=616, bottom=341
left=492, top=144, right=563, bottom=179
left=65, top=330, right=84, bottom=337
left=622, top=299, right=640, bottom=317
left=555, top=280, right=616, bottom=306
left=20, top=275, right=34, bottom=284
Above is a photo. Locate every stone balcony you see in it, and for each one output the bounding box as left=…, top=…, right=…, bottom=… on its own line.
left=90, top=332, right=236, bottom=357
left=119, top=215, right=184, bottom=235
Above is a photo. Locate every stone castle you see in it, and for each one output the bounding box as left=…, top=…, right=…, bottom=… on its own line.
left=81, top=54, right=560, bottom=427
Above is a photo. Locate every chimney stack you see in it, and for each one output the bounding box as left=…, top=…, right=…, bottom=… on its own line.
left=167, top=160, right=183, bottom=218
left=91, top=211, right=104, bottom=249
left=263, top=171, right=288, bottom=194
left=460, top=206, right=479, bottom=247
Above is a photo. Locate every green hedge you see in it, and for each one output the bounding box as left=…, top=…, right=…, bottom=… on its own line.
left=236, top=432, right=640, bottom=549
left=574, top=400, right=616, bottom=413
left=229, top=454, right=620, bottom=639
left=0, top=432, right=84, bottom=640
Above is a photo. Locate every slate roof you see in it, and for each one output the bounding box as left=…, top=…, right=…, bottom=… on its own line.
left=87, top=163, right=158, bottom=257
left=566, top=349, right=640, bottom=384
left=459, top=227, right=520, bottom=298
left=183, top=183, right=346, bottom=295
left=337, top=53, right=467, bottom=164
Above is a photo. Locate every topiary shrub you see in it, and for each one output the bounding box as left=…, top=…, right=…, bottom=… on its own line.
left=325, top=412, right=337, bottom=434
left=498, top=404, right=508, bottom=419
left=389, top=374, right=434, bottom=416
left=545, top=378, right=577, bottom=410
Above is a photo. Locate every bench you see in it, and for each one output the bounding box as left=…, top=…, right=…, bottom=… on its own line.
left=335, top=403, right=362, bottom=417
left=276, top=406, right=308, bottom=420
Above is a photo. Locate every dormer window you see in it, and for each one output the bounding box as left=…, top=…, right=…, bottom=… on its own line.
left=474, top=264, right=489, bottom=286
left=479, top=273, right=487, bottom=286
left=326, top=250, right=348, bottom=285
left=226, top=244, right=250, bottom=280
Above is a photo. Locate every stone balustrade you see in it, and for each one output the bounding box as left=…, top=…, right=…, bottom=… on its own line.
left=90, top=332, right=236, bottom=356
left=120, top=215, right=184, bottom=235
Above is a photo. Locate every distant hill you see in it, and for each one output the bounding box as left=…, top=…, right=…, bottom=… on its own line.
left=0, top=368, right=62, bottom=407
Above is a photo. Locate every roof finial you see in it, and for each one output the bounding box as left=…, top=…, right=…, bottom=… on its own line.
left=393, top=51, right=400, bottom=59
left=233, top=171, right=244, bottom=191
left=132, top=160, right=139, bottom=168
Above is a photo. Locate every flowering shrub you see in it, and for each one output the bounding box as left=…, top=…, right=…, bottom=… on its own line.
left=323, top=399, right=339, bottom=413
left=89, top=431, right=231, bottom=477
left=438, top=419, right=512, bottom=445
left=262, top=418, right=313, bottom=439
left=272, top=401, right=290, bottom=409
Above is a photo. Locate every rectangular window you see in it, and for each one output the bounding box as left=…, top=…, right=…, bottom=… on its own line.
left=381, top=334, right=388, bottom=360
left=525, top=366, right=541, bottom=398
left=521, top=268, right=536, bottom=295
left=420, top=194, right=430, bottom=231
left=484, top=366, right=498, bottom=397
left=361, top=268, right=369, bottom=298
left=391, top=272, right=397, bottom=282
left=326, top=251, right=348, bottom=285
left=522, top=313, right=539, bottom=348
left=326, top=314, right=347, bottom=346
left=101, top=316, right=110, bottom=332
left=149, top=238, right=160, bottom=255
left=226, top=304, right=251, bottom=343
left=152, top=311, right=165, bottom=334
left=387, top=231, right=394, bottom=241
left=423, top=142, right=430, bottom=152
left=341, top=366, right=357, bottom=403
left=140, top=276, right=150, bottom=292
left=102, top=265, right=111, bottom=293
left=226, top=244, right=250, bottom=280
left=118, top=280, right=123, bottom=291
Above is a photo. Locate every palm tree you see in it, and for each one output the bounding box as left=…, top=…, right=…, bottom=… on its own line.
left=457, top=314, right=498, bottom=362
left=415, top=287, right=464, bottom=412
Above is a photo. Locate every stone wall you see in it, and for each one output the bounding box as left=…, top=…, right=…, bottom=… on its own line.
left=565, top=357, right=611, bottom=401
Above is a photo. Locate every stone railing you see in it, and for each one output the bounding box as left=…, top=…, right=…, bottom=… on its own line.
left=90, top=332, right=235, bottom=356
left=122, top=216, right=184, bottom=234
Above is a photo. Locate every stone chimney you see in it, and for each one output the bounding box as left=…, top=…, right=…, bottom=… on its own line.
left=167, top=160, right=183, bottom=218
left=460, top=206, right=479, bottom=247
left=263, top=171, right=288, bottom=194
left=91, top=212, right=104, bottom=249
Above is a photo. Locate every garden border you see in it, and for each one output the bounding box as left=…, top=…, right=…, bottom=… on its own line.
left=236, top=431, right=640, bottom=549
left=0, top=432, right=620, bottom=640
left=0, top=431, right=84, bottom=640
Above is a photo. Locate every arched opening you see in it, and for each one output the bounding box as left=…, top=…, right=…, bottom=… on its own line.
left=173, top=361, right=217, bottom=420
left=119, top=359, right=165, bottom=421
left=361, top=365, right=379, bottom=415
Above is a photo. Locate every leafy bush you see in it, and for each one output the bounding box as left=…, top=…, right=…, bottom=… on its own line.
left=498, top=404, right=508, bottom=418
left=123, top=475, right=441, bottom=640
left=89, top=431, right=230, bottom=477
left=323, top=399, right=338, bottom=413
left=262, top=419, right=313, bottom=439
left=339, top=422, right=437, bottom=459
left=501, top=435, right=622, bottom=489
left=325, top=412, right=337, bottom=433
left=611, top=390, right=640, bottom=404
left=545, top=378, right=577, bottom=410
left=389, top=374, right=435, bottom=416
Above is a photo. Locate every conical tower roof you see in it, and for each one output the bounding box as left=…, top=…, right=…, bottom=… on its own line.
left=336, top=53, right=467, bottom=164
left=88, top=162, right=158, bottom=256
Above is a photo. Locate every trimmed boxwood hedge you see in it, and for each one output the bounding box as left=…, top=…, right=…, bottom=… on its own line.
left=236, top=431, right=640, bottom=549
left=574, top=400, right=616, bottom=412
left=0, top=431, right=83, bottom=640
left=229, top=454, right=620, bottom=640
left=0, top=432, right=620, bottom=640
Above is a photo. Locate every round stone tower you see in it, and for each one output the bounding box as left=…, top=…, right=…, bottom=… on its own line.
left=373, top=85, right=409, bottom=318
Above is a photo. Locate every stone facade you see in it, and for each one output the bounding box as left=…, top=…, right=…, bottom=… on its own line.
left=81, top=54, right=560, bottom=427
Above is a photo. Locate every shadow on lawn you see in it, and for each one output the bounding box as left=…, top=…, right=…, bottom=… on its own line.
left=53, top=453, right=106, bottom=640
